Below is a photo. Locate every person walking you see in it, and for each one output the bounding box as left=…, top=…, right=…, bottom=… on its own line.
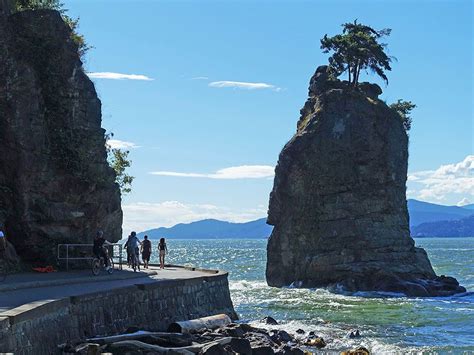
left=141, top=235, right=152, bottom=269
left=123, top=233, right=132, bottom=267
left=158, top=238, right=168, bottom=269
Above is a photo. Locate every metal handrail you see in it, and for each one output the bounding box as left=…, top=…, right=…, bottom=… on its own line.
left=57, top=243, right=123, bottom=271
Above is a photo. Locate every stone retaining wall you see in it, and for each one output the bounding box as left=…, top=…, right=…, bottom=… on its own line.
left=0, top=271, right=236, bottom=354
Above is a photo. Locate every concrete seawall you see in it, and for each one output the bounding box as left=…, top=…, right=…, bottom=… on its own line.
left=0, top=267, right=237, bottom=354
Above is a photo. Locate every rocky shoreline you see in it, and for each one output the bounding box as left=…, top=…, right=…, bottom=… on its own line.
left=61, top=315, right=369, bottom=355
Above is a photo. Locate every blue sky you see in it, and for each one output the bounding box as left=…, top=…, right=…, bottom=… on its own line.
left=64, top=0, right=473, bottom=232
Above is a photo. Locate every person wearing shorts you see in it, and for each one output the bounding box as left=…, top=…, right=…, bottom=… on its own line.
left=141, top=235, right=152, bottom=269
left=158, top=237, right=168, bottom=269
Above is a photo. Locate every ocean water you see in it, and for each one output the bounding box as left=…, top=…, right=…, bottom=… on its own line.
left=149, top=238, right=474, bottom=353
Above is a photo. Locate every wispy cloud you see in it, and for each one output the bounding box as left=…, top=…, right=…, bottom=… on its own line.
left=122, top=201, right=267, bottom=232
left=191, top=76, right=209, bottom=80
left=106, top=139, right=140, bottom=149
left=87, top=72, right=154, bottom=81
left=209, top=81, right=280, bottom=91
left=150, top=165, right=275, bottom=180
left=407, top=155, right=474, bottom=203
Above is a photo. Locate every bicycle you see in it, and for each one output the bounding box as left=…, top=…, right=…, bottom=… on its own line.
left=91, top=254, right=114, bottom=276
left=130, top=250, right=140, bottom=272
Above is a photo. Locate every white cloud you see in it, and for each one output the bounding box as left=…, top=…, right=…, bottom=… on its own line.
left=457, top=197, right=471, bottom=207
left=87, top=72, right=154, bottom=81
left=408, top=155, right=474, bottom=203
left=122, top=201, right=267, bottom=233
left=209, top=81, right=279, bottom=91
left=106, top=139, right=140, bottom=149
left=191, top=76, right=209, bottom=80
left=150, top=165, right=275, bottom=180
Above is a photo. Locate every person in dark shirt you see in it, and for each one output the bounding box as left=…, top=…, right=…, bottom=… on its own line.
left=158, top=237, right=168, bottom=269
left=141, top=235, right=152, bottom=269
left=93, top=230, right=112, bottom=269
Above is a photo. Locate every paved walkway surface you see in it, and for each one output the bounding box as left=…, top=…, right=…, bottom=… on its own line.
left=0, top=265, right=219, bottom=313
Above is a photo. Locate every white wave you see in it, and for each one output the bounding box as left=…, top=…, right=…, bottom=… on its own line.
left=244, top=319, right=410, bottom=354
left=229, top=280, right=268, bottom=291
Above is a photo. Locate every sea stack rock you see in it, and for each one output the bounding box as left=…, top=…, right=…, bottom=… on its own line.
left=266, top=66, right=465, bottom=297
left=0, top=8, right=122, bottom=263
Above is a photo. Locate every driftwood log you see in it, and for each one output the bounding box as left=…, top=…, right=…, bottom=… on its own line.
left=88, top=331, right=193, bottom=347
left=168, top=314, right=232, bottom=333
left=104, top=337, right=234, bottom=354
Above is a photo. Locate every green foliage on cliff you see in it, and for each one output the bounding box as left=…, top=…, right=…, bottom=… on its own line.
left=390, top=99, right=416, bottom=131
left=321, top=20, right=394, bottom=86
left=62, top=15, right=91, bottom=58
left=13, top=0, right=91, bottom=58
left=13, top=0, right=62, bottom=11
left=105, top=134, right=134, bottom=195
left=109, top=149, right=134, bottom=195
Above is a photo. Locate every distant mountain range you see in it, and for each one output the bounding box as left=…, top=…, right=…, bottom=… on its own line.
left=138, top=199, right=474, bottom=239
left=412, top=214, right=474, bottom=238
left=407, top=199, right=473, bottom=227
left=138, top=218, right=272, bottom=239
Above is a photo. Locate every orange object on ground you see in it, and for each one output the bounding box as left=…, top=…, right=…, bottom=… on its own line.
left=32, top=265, right=57, bottom=273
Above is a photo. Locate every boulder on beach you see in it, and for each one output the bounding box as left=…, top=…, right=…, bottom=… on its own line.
left=265, top=65, right=466, bottom=297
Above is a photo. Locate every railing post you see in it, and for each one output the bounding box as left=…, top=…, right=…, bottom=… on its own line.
left=66, top=245, right=69, bottom=271
left=119, top=244, right=123, bottom=270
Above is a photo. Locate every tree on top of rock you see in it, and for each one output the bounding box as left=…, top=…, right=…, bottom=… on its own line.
left=320, top=20, right=394, bottom=86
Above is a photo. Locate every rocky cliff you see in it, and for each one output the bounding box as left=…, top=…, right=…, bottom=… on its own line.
left=266, top=66, right=465, bottom=296
left=0, top=3, right=122, bottom=263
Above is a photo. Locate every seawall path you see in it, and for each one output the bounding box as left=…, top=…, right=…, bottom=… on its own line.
left=0, top=265, right=237, bottom=354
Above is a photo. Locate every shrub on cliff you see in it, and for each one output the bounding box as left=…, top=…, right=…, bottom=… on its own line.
left=105, top=133, right=135, bottom=195
left=390, top=99, right=416, bottom=131
left=109, top=149, right=134, bottom=194
left=13, top=0, right=61, bottom=11
left=13, top=0, right=90, bottom=58
left=320, top=20, right=394, bottom=86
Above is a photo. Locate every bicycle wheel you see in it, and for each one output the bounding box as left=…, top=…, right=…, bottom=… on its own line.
left=92, top=258, right=101, bottom=276
left=107, top=257, right=114, bottom=274
left=132, top=255, right=137, bottom=272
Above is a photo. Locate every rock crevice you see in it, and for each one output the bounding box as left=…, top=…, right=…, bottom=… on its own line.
left=266, top=66, right=465, bottom=296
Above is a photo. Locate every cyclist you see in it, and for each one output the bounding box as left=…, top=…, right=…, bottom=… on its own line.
left=93, top=230, right=113, bottom=270
left=125, top=231, right=141, bottom=269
